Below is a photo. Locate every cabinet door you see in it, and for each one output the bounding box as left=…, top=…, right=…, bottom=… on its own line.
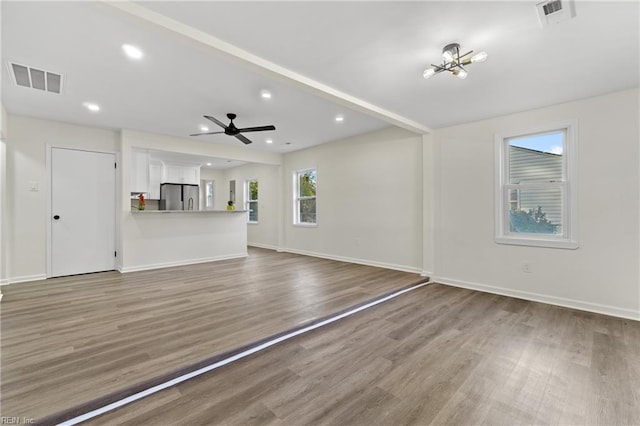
left=149, top=164, right=162, bottom=199
left=131, top=151, right=149, bottom=193
left=182, top=166, right=200, bottom=185
left=164, top=164, right=183, bottom=183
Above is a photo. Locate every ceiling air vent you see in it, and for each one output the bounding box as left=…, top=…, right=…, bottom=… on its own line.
left=8, top=62, right=63, bottom=94
left=536, top=0, right=576, bottom=27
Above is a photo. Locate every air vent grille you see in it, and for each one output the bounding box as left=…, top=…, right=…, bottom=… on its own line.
left=9, top=62, right=63, bottom=94
left=542, top=0, right=562, bottom=15
left=536, top=0, right=576, bottom=27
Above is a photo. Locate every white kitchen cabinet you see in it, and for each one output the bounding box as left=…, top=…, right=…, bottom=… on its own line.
left=131, top=150, right=149, bottom=193
left=160, top=163, right=200, bottom=185
left=162, top=164, right=183, bottom=183
left=182, top=166, right=200, bottom=185
left=148, top=163, right=162, bottom=199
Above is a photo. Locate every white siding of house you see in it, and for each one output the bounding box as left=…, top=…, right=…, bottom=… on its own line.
left=509, top=146, right=563, bottom=226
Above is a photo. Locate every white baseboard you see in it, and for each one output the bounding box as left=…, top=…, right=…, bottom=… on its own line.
left=434, top=275, right=640, bottom=321
left=119, top=252, right=248, bottom=273
left=248, top=242, right=279, bottom=251
left=2, top=274, right=48, bottom=286
left=281, top=248, right=422, bottom=275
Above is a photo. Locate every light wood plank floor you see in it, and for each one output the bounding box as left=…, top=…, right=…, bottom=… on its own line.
left=1, top=248, right=424, bottom=420
left=86, top=283, right=640, bottom=426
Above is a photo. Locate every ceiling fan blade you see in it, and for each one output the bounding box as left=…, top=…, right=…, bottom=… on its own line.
left=237, top=125, right=276, bottom=133
left=204, top=115, right=228, bottom=129
left=189, top=131, right=225, bottom=136
left=235, top=134, right=253, bottom=145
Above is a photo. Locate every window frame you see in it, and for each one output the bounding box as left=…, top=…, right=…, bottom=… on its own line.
left=245, top=178, right=258, bottom=224
left=204, top=180, right=214, bottom=210
left=494, top=120, right=578, bottom=249
left=293, top=168, right=317, bottom=227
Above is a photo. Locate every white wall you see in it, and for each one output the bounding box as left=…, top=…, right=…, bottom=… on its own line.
left=0, top=104, right=8, bottom=286
left=223, top=163, right=281, bottom=249
left=5, top=115, right=119, bottom=283
left=432, top=88, right=639, bottom=319
left=283, top=126, right=424, bottom=273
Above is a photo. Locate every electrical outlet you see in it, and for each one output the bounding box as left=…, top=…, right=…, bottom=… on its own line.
left=522, top=263, right=532, bottom=273
left=29, top=181, right=39, bottom=192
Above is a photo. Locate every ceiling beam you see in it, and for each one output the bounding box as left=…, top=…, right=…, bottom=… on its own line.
left=104, top=1, right=432, bottom=135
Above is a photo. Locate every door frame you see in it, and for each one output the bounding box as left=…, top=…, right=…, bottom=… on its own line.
left=46, top=144, right=120, bottom=278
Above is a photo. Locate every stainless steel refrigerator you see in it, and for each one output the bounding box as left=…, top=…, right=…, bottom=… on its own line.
left=159, top=183, right=199, bottom=210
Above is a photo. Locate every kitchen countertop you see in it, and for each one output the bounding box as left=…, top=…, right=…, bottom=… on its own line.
left=131, top=209, right=248, bottom=214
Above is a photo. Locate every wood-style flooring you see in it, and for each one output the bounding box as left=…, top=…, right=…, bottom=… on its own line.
left=0, top=248, right=424, bottom=421
left=87, top=283, right=640, bottom=426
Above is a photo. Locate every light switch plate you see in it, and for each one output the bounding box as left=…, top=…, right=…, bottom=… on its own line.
left=29, top=181, right=39, bottom=191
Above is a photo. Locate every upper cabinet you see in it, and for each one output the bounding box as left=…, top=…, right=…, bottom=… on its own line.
left=149, top=162, right=162, bottom=199
left=160, top=164, right=200, bottom=185
left=131, top=150, right=150, bottom=193
left=130, top=149, right=202, bottom=198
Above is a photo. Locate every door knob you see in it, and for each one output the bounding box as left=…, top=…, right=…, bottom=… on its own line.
left=53, top=215, right=60, bottom=220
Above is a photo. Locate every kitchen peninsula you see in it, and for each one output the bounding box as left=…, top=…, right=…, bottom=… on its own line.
left=120, top=209, right=248, bottom=273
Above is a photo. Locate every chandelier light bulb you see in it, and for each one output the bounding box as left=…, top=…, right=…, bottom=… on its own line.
left=423, top=67, right=436, bottom=79
left=456, top=68, right=468, bottom=79
left=442, top=43, right=459, bottom=63
left=471, top=51, right=488, bottom=63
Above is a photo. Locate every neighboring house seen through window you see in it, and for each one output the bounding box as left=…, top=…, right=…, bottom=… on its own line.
left=495, top=121, right=578, bottom=249
left=294, top=169, right=317, bottom=225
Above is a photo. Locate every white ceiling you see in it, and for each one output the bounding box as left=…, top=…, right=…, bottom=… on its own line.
left=2, top=1, right=638, bottom=154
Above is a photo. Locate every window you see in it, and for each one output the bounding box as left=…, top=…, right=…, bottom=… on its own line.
left=495, top=121, right=577, bottom=249
left=205, top=180, right=214, bottom=209
left=246, top=179, right=258, bottom=223
left=294, top=169, right=317, bottom=225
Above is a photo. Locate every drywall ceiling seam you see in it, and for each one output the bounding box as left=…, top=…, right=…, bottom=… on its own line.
left=103, top=1, right=432, bottom=135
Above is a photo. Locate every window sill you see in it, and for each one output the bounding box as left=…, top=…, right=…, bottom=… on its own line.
left=293, top=223, right=317, bottom=228
left=495, top=236, right=578, bottom=250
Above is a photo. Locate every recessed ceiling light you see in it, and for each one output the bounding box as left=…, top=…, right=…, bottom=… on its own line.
left=266, top=138, right=273, bottom=144
left=260, top=89, right=272, bottom=99
left=122, top=44, right=143, bottom=60
left=200, top=126, right=209, bottom=132
left=83, top=102, right=100, bottom=112
left=335, top=114, right=344, bottom=122
left=206, top=162, right=212, bottom=166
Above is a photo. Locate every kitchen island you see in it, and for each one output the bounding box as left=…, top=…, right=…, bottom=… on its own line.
left=120, top=210, right=248, bottom=273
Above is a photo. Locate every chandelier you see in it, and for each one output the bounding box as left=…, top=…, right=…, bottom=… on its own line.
left=423, top=43, right=488, bottom=80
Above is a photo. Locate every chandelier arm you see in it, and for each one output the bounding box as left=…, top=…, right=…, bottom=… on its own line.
left=458, top=50, right=474, bottom=59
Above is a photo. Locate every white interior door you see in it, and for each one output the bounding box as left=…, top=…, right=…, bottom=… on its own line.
left=51, top=148, right=116, bottom=277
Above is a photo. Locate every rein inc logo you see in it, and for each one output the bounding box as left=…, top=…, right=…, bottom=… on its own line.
left=0, top=418, right=34, bottom=424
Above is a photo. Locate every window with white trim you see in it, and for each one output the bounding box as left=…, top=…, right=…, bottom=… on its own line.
left=246, top=179, right=258, bottom=223
left=205, top=180, right=214, bottom=209
left=294, top=169, right=317, bottom=225
left=495, top=121, right=578, bottom=249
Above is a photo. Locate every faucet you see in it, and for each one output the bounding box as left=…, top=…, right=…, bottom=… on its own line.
left=187, top=197, right=194, bottom=211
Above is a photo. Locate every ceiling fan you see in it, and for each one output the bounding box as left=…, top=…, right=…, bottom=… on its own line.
left=189, top=113, right=276, bottom=145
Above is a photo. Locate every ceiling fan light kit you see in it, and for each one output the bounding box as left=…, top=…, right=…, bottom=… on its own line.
left=190, top=113, right=276, bottom=145
left=423, top=42, right=487, bottom=80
